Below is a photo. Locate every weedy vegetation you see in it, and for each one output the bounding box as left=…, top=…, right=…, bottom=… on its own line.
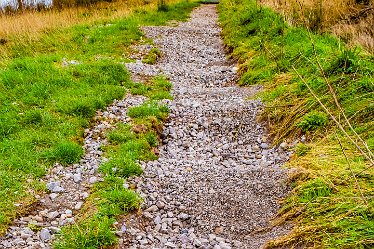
left=0, top=0, right=199, bottom=243
left=219, top=0, right=373, bottom=248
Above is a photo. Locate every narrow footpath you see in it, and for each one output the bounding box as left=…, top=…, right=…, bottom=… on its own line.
left=121, top=5, right=290, bottom=249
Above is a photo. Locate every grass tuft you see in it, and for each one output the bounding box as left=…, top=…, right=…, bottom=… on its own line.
left=54, top=216, right=117, bottom=249
left=297, top=111, right=329, bottom=132
left=50, top=141, right=84, bottom=165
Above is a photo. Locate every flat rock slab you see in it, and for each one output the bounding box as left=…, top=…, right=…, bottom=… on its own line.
left=122, top=4, right=291, bottom=249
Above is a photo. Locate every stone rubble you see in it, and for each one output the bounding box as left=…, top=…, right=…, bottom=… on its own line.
left=120, top=4, right=291, bottom=249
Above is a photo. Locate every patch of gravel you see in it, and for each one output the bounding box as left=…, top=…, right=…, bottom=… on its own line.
left=0, top=95, right=147, bottom=248
left=119, top=4, right=291, bottom=249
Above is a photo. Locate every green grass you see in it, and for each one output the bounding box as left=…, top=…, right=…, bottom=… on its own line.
left=142, top=47, right=162, bottom=65
left=0, top=0, right=199, bottom=238
left=124, top=75, right=173, bottom=100
left=218, top=0, right=373, bottom=248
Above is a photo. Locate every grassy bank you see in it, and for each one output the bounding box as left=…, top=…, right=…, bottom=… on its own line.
left=0, top=0, right=198, bottom=236
left=218, top=0, right=373, bottom=248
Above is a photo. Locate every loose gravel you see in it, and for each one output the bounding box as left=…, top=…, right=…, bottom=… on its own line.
left=120, top=4, right=291, bottom=249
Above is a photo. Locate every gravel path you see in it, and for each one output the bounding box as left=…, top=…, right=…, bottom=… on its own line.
left=0, top=5, right=290, bottom=249
left=120, top=5, right=291, bottom=249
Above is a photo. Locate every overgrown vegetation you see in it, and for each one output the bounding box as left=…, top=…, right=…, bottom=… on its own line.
left=0, top=0, right=198, bottom=238
left=219, top=0, right=373, bottom=248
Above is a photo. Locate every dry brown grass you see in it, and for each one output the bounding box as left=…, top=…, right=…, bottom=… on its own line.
left=261, top=0, right=374, bottom=52
left=0, top=0, right=175, bottom=41
left=332, top=9, right=374, bottom=52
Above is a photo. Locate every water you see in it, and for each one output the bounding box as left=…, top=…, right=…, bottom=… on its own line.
left=0, top=0, right=53, bottom=10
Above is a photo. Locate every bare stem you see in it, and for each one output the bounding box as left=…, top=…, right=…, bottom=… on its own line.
left=292, top=66, right=374, bottom=166
left=335, top=132, right=368, bottom=205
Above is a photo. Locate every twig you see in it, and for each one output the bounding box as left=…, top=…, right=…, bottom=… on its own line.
left=335, top=132, right=368, bottom=205
left=292, top=66, right=374, bottom=166
left=342, top=163, right=374, bottom=182
left=264, top=104, right=295, bottom=108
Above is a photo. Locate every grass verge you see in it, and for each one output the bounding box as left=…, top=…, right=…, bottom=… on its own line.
left=0, top=0, right=198, bottom=237
left=218, top=0, right=373, bottom=248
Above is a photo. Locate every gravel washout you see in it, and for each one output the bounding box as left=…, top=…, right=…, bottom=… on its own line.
left=120, top=5, right=291, bottom=249
left=0, top=94, right=147, bottom=249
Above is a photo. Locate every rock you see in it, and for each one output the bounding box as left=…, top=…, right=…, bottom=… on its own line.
left=34, top=215, right=43, bottom=222
left=73, top=173, right=82, bottom=183
left=89, top=176, right=97, bottom=184
left=49, top=227, right=61, bottom=234
left=208, top=234, right=216, bottom=241
left=165, top=241, right=176, bottom=248
left=145, top=205, right=159, bottom=212
left=139, top=239, right=148, bottom=245
left=154, top=216, right=162, bottom=225
left=177, top=213, right=190, bottom=220
left=280, top=142, right=288, bottom=149
left=219, top=241, right=232, bottom=249
left=81, top=192, right=89, bottom=199
left=74, top=202, right=84, bottom=210
left=156, top=201, right=165, bottom=209
left=233, top=240, right=242, bottom=247
left=178, top=234, right=190, bottom=244
left=143, top=212, right=153, bottom=219
left=22, top=227, right=34, bottom=235
left=1, top=241, right=12, bottom=248
left=65, top=209, right=73, bottom=217
left=193, top=238, right=202, bottom=247
left=39, top=228, right=51, bottom=241
left=47, top=211, right=59, bottom=220
left=120, top=225, right=127, bottom=233
left=20, top=233, right=32, bottom=239
left=46, top=181, right=64, bottom=193
left=65, top=218, right=74, bottom=224
left=260, top=143, right=269, bottom=149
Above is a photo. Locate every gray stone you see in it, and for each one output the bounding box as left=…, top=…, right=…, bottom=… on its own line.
left=46, top=181, right=64, bottom=193
left=73, top=173, right=82, bottom=183
left=39, top=228, right=51, bottom=242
